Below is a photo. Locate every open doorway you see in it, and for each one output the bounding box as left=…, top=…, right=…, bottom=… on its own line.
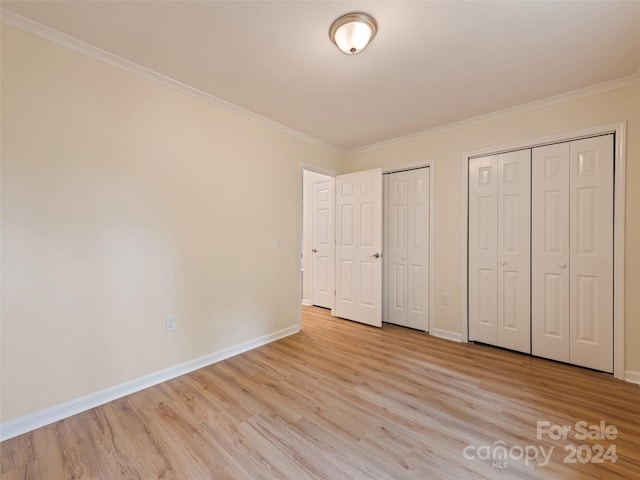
left=301, top=165, right=431, bottom=331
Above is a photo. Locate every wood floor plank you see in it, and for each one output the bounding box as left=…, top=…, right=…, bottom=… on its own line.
left=1, top=305, right=639, bottom=479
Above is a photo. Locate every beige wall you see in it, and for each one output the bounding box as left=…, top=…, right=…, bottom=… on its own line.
left=0, top=26, right=341, bottom=422
left=2, top=22, right=639, bottom=427
left=342, top=82, right=640, bottom=376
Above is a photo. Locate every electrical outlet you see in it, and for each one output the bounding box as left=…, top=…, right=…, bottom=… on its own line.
left=165, top=315, right=176, bottom=332
left=442, top=293, right=449, bottom=305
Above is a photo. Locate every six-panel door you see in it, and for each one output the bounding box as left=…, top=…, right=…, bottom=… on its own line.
left=311, top=180, right=334, bottom=309
left=335, top=169, right=383, bottom=327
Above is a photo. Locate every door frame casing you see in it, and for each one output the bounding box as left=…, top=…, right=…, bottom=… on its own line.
left=460, top=122, right=626, bottom=380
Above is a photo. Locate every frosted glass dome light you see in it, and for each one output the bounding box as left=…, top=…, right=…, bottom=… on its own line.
left=329, top=13, right=377, bottom=55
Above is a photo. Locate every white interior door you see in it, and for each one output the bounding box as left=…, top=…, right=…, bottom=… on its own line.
left=497, top=150, right=531, bottom=353
left=468, top=155, right=498, bottom=345
left=532, top=142, right=570, bottom=362
left=311, top=179, right=334, bottom=309
left=385, top=168, right=430, bottom=331
left=407, top=168, right=430, bottom=331
left=335, top=169, right=383, bottom=327
left=569, top=135, right=614, bottom=373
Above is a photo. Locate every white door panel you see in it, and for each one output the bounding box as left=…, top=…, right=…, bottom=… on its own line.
left=469, top=155, right=498, bottom=345
left=387, top=173, right=408, bottom=326
left=569, top=135, right=614, bottom=373
left=497, top=150, right=531, bottom=353
left=407, top=170, right=430, bottom=330
left=532, top=143, right=570, bottom=362
left=335, top=169, right=382, bottom=327
left=312, top=180, right=334, bottom=309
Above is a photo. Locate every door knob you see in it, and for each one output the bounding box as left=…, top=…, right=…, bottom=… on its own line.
left=500, top=259, right=507, bottom=265
left=370, top=252, right=381, bottom=258
left=312, top=248, right=317, bottom=253
left=559, top=262, right=567, bottom=268
left=401, top=256, right=406, bottom=261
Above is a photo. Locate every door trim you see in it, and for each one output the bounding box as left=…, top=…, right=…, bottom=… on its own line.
left=461, top=122, right=626, bottom=380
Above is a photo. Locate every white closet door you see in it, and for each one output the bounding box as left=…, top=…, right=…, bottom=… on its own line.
left=497, top=150, right=531, bottom=353
left=385, top=168, right=430, bottom=331
left=387, top=172, right=409, bottom=327
left=532, top=143, right=570, bottom=362
left=569, top=135, right=614, bottom=373
left=469, top=155, right=498, bottom=345
left=470, top=151, right=530, bottom=352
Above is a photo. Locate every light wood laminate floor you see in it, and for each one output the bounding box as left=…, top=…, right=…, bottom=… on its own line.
left=2, top=306, right=639, bottom=479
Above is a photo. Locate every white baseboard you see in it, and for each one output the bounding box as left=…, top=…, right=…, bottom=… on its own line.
left=625, top=370, right=640, bottom=385
left=0, top=325, right=300, bottom=442
left=431, top=328, right=462, bottom=343
left=301, top=299, right=312, bottom=306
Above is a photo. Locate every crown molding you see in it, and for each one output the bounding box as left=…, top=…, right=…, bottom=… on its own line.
left=3, top=8, right=637, bottom=157
left=347, top=73, right=640, bottom=155
left=1, top=9, right=342, bottom=154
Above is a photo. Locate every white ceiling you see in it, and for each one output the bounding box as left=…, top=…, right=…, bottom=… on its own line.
left=3, top=1, right=639, bottom=151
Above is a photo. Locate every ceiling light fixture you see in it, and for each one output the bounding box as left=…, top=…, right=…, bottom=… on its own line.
left=329, top=12, right=377, bottom=55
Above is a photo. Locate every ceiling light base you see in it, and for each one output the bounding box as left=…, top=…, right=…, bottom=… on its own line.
left=329, top=13, right=377, bottom=55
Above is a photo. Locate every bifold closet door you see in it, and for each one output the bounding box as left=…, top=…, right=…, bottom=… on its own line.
left=469, top=150, right=531, bottom=353
left=570, top=136, right=614, bottom=372
left=532, top=135, right=614, bottom=372
left=385, top=168, right=430, bottom=331
left=532, top=143, right=570, bottom=362
left=469, top=155, right=498, bottom=345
